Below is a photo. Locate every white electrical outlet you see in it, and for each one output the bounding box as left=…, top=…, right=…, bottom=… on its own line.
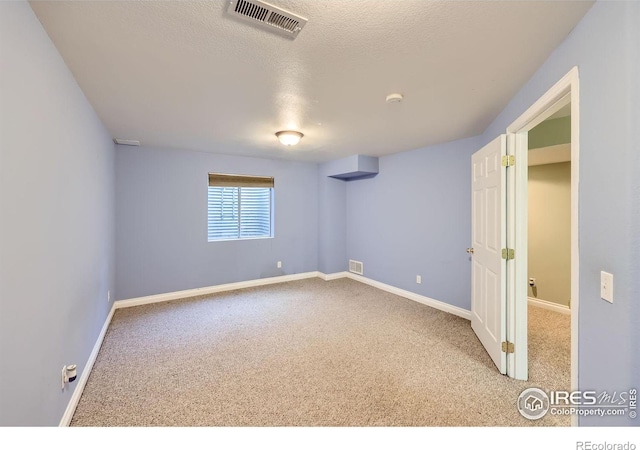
left=277, top=261, right=282, bottom=269
left=416, top=275, right=422, bottom=284
left=600, top=271, right=613, bottom=303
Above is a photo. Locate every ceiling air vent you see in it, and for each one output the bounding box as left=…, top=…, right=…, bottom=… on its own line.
left=227, top=0, right=308, bottom=39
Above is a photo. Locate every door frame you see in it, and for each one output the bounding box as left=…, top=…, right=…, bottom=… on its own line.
left=505, top=66, right=579, bottom=406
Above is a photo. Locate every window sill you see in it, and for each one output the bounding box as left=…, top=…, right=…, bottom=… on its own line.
left=207, top=236, right=274, bottom=243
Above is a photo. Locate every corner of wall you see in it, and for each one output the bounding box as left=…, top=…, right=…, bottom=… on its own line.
left=317, top=161, right=347, bottom=274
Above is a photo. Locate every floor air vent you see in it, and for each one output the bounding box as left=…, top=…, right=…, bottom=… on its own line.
left=349, top=260, right=364, bottom=275
left=227, top=0, right=308, bottom=39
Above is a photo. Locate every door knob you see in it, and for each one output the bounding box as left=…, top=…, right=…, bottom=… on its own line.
left=466, top=248, right=474, bottom=254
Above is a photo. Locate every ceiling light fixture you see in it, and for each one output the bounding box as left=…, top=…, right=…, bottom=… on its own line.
left=386, top=93, right=404, bottom=104
left=276, top=130, right=304, bottom=146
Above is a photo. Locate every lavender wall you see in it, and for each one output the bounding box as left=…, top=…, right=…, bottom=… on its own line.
left=115, top=146, right=318, bottom=300
left=346, top=136, right=480, bottom=310
left=0, top=2, right=115, bottom=425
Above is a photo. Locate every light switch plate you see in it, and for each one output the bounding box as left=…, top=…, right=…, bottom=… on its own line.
left=600, top=271, right=613, bottom=303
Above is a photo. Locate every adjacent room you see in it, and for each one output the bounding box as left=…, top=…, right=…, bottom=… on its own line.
left=1, top=0, right=638, bottom=430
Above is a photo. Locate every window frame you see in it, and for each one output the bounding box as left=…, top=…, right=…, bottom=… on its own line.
left=207, top=174, right=274, bottom=243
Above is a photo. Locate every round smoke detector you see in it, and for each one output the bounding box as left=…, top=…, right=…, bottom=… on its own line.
left=386, top=93, right=404, bottom=104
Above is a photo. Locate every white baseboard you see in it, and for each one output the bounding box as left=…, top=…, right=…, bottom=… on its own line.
left=528, top=296, right=571, bottom=315
left=317, top=271, right=350, bottom=281
left=342, top=273, right=472, bottom=320
left=59, top=303, right=116, bottom=427
left=116, top=270, right=470, bottom=321
left=115, top=271, right=321, bottom=309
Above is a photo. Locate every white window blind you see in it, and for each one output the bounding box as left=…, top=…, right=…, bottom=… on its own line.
left=207, top=174, right=273, bottom=241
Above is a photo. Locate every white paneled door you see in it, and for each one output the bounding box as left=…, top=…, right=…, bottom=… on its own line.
left=470, top=135, right=507, bottom=374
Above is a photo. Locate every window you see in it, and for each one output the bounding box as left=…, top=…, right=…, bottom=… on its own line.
left=207, top=173, right=273, bottom=241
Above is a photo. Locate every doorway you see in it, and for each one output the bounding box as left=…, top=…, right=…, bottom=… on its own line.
left=505, top=67, right=579, bottom=418
left=526, top=105, right=572, bottom=394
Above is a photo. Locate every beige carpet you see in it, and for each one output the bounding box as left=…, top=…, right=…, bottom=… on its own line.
left=71, top=278, right=570, bottom=426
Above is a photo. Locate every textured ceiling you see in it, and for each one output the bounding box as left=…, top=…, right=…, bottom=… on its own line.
left=30, top=0, right=593, bottom=162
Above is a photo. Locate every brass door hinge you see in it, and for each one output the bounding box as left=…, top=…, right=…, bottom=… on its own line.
left=501, top=155, right=515, bottom=167
left=502, top=341, right=515, bottom=353
left=501, top=248, right=515, bottom=260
